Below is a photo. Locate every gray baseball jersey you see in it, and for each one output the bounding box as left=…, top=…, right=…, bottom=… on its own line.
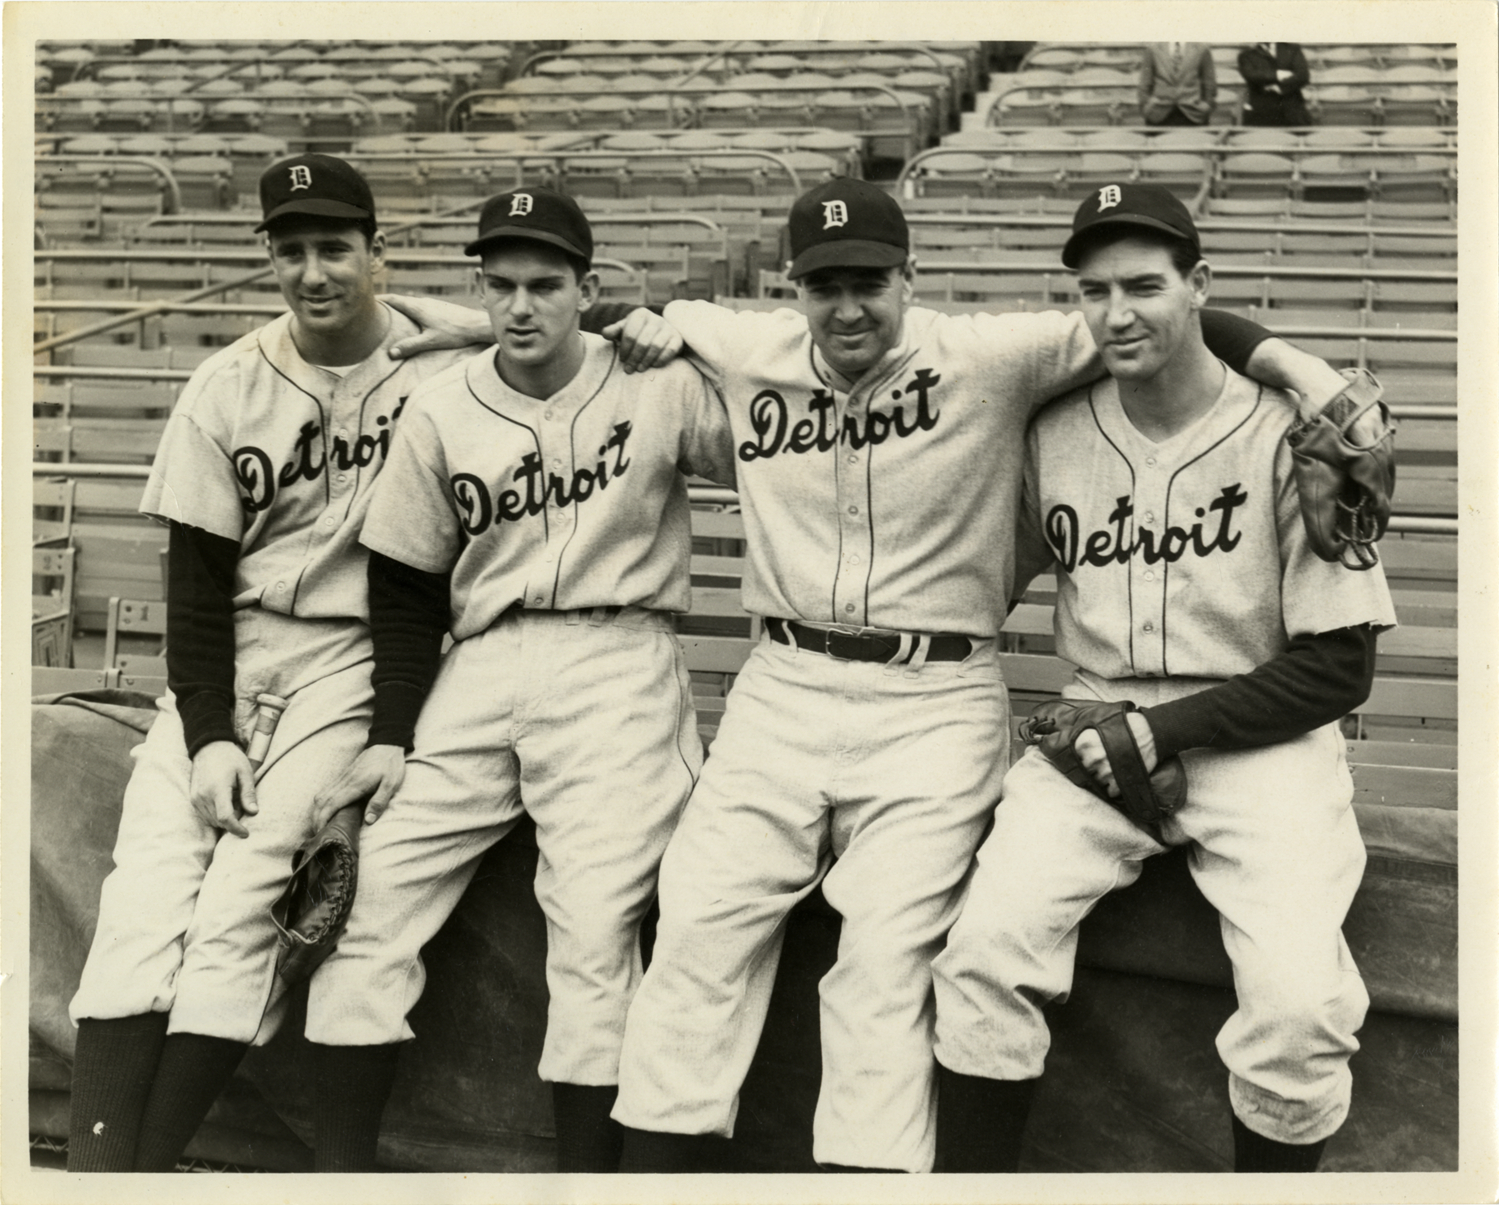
left=1018, top=367, right=1398, bottom=678
left=361, top=332, right=735, bottom=639
left=660, top=300, right=1101, bottom=639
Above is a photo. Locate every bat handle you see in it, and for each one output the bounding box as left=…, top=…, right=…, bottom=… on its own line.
left=246, top=693, right=289, bottom=772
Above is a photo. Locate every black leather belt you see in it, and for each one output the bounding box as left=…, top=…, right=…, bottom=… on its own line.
left=765, top=616, right=972, bottom=663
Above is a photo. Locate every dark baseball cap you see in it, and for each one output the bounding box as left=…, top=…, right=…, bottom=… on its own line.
left=465, top=186, right=593, bottom=262
left=1062, top=182, right=1200, bottom=269
left=786, top=177, right=909, bottom=280
left=255, top=153, right=376, bottom=233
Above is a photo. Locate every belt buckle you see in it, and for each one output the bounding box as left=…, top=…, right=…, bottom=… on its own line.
left=825, top=629, right=889, bottom=662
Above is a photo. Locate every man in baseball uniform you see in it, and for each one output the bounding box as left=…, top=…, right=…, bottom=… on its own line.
left=300, top=187, right=735, bottom=1173
left=383, top=178, right=1357, bottom=1174
left=930, top=183, right=1396, bottom=1173
left=65, top=155, right=478, bottom=1172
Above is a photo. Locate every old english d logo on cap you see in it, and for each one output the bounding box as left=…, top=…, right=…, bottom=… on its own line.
left=786, top=178, right=909, bottom=280
left=1061, top=181, right=1201, bottom=269
left=465, top=186, right=594, bottom=261
left=255, top=153, right=376, bottom=232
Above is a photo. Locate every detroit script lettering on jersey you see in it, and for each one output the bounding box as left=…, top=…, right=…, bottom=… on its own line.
left=450, top=421, right=634, bottom=537
left=737, top=368, right=942, bottom=462
left=1044, top=484, right=1249, bottom=573
left=234, top=400, right=407, bottom=514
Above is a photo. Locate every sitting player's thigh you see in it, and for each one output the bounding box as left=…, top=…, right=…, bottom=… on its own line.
left=305, top=627, right=536, bottom=1045
left=1176, top=729, right=1367, bottom=1016
left=70, top=695, right=217, bottom=1022
left=521, top=620, right=700, bottom=936
left=167, top=712, right=371, bottom=1040
left=932, top=748, right=1164, bottom=1079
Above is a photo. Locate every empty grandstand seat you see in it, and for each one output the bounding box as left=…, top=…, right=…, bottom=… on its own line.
left=173, top=155, right=235, bottom=208
left=916, top=152, right=995, bottom=197
left=1298, top=154, right=1376, bottom=200
left=1310, top=85, right=1382, bottom=126
left=1381, top=87, right=1453, bottom=127
left=1136, top=152, right=1210, bottom=199
left=1216, top=153, right=1298, bottom=200
left=1371, top=155, right=1455, bottom=204
left=1068, top=152, right=1137, bottom=189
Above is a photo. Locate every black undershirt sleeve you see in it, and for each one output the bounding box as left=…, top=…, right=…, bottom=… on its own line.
left=1198, top=309, right=1274, bottom=376
left=366, top=551, right=452, bottom=752
left=1141, top=624, right=1378, bottom=763
left=166, top=521, right=241, bottom=759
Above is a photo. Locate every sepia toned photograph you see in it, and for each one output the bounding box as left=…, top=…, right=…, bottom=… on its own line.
left=7, top=3, right=1495, bottom=1203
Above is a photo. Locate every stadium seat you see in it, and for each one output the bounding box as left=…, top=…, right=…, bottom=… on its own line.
left=1216, top=153, right=1298, bottom=201
left=1136, top=152, right=1210, bottom=199
left=1298, top=154, right=1375, bottom=201
left=1310, top=85, right=1382, bottom=126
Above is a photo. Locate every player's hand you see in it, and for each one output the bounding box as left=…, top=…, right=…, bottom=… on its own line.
left=601, top=307, right=683, bottom=373
left=311, top=744, right=407, bottom=830
left=1074, top=712, right=1158, bottom=798
left=1275, top=68, right=1294, bottom=81
left=380, top=294, right=493, bottom=359
left=1266, top=83, right=1282, bottom=94
left=189, top=741, right=259, bottom=838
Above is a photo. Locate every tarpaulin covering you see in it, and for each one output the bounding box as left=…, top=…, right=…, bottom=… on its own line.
left=30, top=691, right=1456, bottom=1172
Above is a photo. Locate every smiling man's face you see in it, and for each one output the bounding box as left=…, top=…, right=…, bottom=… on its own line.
left=799, top=261, right=914, bottom=380
left=1076, top=234, right=1209, bottom=384
left=266, top=216, right=384, bottom=339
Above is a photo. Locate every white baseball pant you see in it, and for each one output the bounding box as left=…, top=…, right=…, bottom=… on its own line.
left=306, top=607, right=701, bottom=1087
left=933, top=674, right=1369, bottom=1145
left=612, top=632, right=1011, bottom=1172
left=71, top=612, right=374, bottom=1046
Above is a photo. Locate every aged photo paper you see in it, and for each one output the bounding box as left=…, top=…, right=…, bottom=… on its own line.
left=5, top=2, right=1495, bottom=1204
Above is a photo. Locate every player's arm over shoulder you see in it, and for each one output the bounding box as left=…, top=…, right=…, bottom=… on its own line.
left=660, top=299, right=806, bottom=388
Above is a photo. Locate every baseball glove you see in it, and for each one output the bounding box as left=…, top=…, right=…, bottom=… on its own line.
left=1019, top=699, right=1187, bottom=832
left=270, top=801, right=365, bottom=985
left=1285, top=367, right=1396, bottom=571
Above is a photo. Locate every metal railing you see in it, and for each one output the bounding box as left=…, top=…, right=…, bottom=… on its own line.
left=36, top=154, right=183, bottom=212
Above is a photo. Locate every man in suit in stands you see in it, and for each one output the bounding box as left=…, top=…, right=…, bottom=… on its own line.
left=1238, top=43, right=1313, bottom=127
left=1139, top=42, right=1218, bottom=127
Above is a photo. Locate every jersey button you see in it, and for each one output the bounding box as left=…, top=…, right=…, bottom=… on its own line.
left=847, top=505, right=859, bottom=515
left=847, top=454, right=858, bottom=465
left=336, top=473, right=348, bottom=485
left=844, top=603, right=856, bottom=614
left=1144, top=511, right=1155, bottom=523
left=1146, top=456, right=1157, bottom=467
left=849, top=554, right=861, bottom=564
left=1143, top=621, right=1154, bottom=632
left=1144, top=570, right=1155, bottom=581
left=544, top=409, right=555, bottom=420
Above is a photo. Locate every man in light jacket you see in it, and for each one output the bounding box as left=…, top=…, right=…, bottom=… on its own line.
left=1139, top=42, right=1217, bottom=126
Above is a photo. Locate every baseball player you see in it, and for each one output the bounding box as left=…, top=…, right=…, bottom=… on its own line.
left=382, top=178, right=1358, bottom=1174
left=299, top=187, right=735, bottom=1173
left=65, top=155, right=479, bottom=1172
left=929, top=183, right=1396, bottom=1173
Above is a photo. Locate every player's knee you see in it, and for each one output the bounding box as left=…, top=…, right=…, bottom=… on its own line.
left=1243, top=965, right=1369, bottom=1050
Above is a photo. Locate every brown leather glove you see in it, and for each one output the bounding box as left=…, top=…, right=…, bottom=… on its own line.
left=1019, top=699, right=1186, bottom=833
left=1286, top=367, right=1396, bottom=570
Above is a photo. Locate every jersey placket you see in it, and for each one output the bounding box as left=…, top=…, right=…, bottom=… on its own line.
left=525, top=403, right=575, bottom=609
left=831, top=382, right=872, bottom=627
left=1131, top=451, right=1170, bottom=676
left=321, top=384, right=361, bottom=538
